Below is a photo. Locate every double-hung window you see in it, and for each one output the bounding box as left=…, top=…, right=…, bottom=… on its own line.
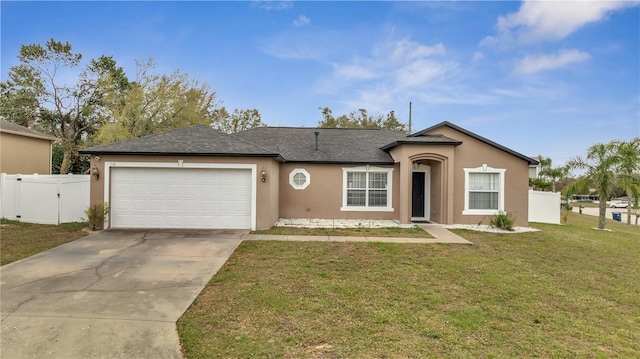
left=463, top=166, right=505, bottom=215
left=341, top=166, right=393, bottom=211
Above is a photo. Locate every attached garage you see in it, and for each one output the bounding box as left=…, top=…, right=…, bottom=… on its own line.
left=80, top=126, right=283, bottom=230
left=109, top=166, right=254, bottom=229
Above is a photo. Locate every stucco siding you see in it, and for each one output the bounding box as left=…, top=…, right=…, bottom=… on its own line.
left=278, top=163, right=400, bottom=220
left=429, top=161, right=444, bottom=223
left=83, top=123, right=532, bottom=229
left=0, top=133, right=53, bottom=175
left=424, top=127, right=531, bottom=227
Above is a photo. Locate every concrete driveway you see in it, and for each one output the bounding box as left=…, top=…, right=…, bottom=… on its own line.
left=1, top=229, right=245, bottom=359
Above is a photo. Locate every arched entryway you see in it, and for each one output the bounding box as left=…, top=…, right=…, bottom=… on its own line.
left=410, top=154, right=449, bottom=224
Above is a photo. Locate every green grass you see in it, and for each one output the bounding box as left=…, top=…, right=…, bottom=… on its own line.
left=252, top=225, right=433, bottom=238
left=178, top=212, right=640, bottom=358
left=0, top=219, right=89, bottom=265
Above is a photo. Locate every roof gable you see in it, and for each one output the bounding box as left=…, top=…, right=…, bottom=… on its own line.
left=411, top=121, right=538, bottom=165
left=0, top=120, right=57, bottom=141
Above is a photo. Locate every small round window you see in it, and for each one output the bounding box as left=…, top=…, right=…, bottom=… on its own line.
left=289, top=168, right=310, bottom=190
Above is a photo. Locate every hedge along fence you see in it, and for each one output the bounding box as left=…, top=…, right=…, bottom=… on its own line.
left=0, top=173, right=90, bottom=225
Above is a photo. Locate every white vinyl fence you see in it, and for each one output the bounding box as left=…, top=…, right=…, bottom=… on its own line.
left=528, top=190, right=561, bottom=224
left=0, top=174, right=90, bottom=225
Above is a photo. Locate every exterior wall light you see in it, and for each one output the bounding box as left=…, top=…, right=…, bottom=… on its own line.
left=91, top=166, right=100, bottom=180
left=414, top=159, right=421, bottom=170
left=261, top=169, right=267, bottom=182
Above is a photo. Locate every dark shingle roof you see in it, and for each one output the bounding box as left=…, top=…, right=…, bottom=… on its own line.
left=79, top=125, right=281, bottom=158
left=79, top=121, right=535, bottom=165
left=231, top=127, right=408, bottom=163
left=0, top=120, right=57, bottom=141
left=380, top=134, right=462, bottom=150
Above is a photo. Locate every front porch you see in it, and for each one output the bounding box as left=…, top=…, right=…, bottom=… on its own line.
left=396, top=152, right=455, bottom=226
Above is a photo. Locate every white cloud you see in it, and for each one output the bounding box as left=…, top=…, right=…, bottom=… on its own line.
left=293, top=15, right=310, bottom=28
left=390, top=40, right=445, bottom=61
left=333, top=63, right=377, bottom=81
left=486, top=0, right=638, bottom=45
left=312, top=38, right=473, bottom=112
left=513, top=49, right=591, bottom=74
left=472, top=51, right=484, bottom=62
left=262, top=42, right=323, bottom=61
left=260, top=29, right=370, bottom=62
left=260, top=31, right=339, bottom=61
left=394, top=59, right=455, bottom=89
left=251, top=1, right=293, bottom=11
left=263, top=33, right=500, bottom=110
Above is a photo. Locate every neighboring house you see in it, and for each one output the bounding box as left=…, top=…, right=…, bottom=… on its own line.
left=0, top=120, right=57, bottom=175
left=80, top=121, right=538, bottom=230
left=529, top=156, right=540, bottom=180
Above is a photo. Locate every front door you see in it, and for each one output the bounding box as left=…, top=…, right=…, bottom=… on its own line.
left=412, top=171, right=425, bottom=218
left=412, top=167, right=431, bottom=221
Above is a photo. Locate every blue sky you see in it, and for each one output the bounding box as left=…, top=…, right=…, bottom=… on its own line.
left=2, top=1, right=639, bottom=166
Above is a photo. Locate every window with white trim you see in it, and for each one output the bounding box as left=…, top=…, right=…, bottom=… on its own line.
left=341, top=166, right=393, bottom=211
left=289, top=168, right=310, bottom=190
left=463, top=166, right=506, bottom=215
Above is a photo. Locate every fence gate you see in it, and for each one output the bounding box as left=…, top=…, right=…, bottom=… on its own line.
left=0, top=174, right=90, bottom=225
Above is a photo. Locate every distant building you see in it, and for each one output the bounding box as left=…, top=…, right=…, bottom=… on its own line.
left=0, top=120, right=57, bottom=175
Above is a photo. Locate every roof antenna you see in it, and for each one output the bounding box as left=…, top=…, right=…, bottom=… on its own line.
left=315, top=131, right=319, bottom=151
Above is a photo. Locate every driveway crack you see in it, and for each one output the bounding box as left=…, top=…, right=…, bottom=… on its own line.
left=5, top=232, right=149, bottom=293
left=86, top=231, right=149, bottom=290
left=1, top=293, right=35, bottom=319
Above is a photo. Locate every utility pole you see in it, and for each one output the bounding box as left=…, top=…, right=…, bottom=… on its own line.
left=408, top=101, right=412, bottom=134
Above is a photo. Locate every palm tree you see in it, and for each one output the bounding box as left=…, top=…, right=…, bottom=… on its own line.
left=615, top=138, right=640, bottom=225
left=564, top=141, right=619, bottom=230
left=534, top=155, right=569, bottom=192
left=542, top=166, right=569, bottom=193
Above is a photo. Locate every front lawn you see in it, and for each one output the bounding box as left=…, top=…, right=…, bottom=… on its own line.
left=0, top=219, right=89, bottom=265
left=178, top=212, right=640, bottom=358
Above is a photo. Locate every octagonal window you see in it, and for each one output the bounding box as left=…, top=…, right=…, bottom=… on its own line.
left=289, top=168, right=310, bottom=190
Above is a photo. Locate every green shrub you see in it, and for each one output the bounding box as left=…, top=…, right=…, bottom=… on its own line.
left=85, top=202, right=110, bottom=230
left=490, top=211, right=515, bottom=231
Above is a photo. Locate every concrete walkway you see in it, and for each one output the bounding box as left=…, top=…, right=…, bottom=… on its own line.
left=247, top=224, right=473, bottom=244
left=418, top=224, right=474, bottom=243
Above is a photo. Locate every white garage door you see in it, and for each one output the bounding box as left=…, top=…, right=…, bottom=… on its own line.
left=110, top=167, right=252, bottom=229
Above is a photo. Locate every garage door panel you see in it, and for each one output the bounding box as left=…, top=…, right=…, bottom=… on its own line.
left=110, top=167, right=253, bottom=229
